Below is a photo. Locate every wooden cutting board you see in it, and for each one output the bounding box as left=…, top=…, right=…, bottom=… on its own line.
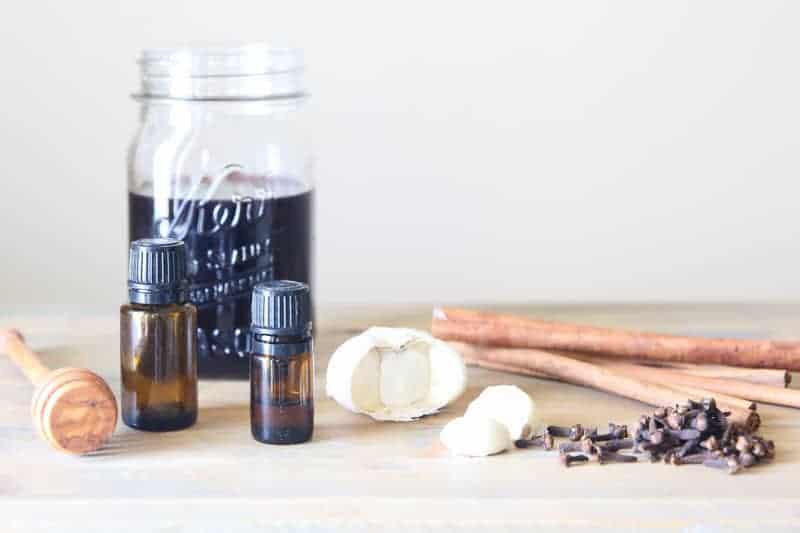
left=1, top=304, right=798, bottom=532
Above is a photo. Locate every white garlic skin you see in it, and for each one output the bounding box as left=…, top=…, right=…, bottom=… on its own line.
left=440, top=416, right=511, bottom=457
left=325, top=327, right=467, bottom=421
left=464, top=385, right=537, bottom=440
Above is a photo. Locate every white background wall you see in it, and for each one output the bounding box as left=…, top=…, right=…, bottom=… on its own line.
left=1, top=1, right=798, bottom=310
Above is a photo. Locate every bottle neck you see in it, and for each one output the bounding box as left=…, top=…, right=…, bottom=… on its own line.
left=251, top=330, right=312, bottom=357
left=257, top=333, right=308, bottom=344
left=125, top=302, right=185, bottom=312
left=128, top=284, right=187, bottom=306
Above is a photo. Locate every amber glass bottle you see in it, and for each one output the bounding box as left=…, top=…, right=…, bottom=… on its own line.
left=120, top=238, right=198, bottom=431
left=250, top=281, right=314, bottom=444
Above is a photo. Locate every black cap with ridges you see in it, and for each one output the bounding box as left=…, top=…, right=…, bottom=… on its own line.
left=251, top=280, right=311, bottom=337
left=127, top=238, right=188, bottom=305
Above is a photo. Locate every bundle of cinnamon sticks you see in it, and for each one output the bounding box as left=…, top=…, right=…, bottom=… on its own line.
left=432, top=307, right=800, bottom=430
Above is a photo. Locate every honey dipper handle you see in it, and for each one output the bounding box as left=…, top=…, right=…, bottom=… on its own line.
left=0, top=330, right=51, bottom=385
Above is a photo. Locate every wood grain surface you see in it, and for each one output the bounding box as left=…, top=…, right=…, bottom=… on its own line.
left=1, top=304, right=799, bottom=532
left=31, top=367, right=118, bottom=454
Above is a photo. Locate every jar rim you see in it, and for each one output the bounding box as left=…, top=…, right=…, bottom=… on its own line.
left=136, top=43, right=305, bottom=101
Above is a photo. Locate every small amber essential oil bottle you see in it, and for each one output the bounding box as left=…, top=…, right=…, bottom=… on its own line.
left=120, top=238, right=198, bottom=431
left=250, top=281, right=314, bottom=444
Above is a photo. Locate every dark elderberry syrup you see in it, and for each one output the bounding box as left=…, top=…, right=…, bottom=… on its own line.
left=128, top=177, right=313, bottom=378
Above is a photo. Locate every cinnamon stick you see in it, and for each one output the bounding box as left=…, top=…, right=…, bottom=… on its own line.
left=493, top=344, right=799, bottom=407
left=592, top=359, right=800, bottom=408
left=462, top=352, right=758, bottom=412
left=452, top=342, right=759, bottom=430
left=433, top=307, right=800, bottom=371
left=544, top=352, right=790, bottom=387
left=653, top=362, right=790, bottom=388
left=557, top=357, right=757, bottom=411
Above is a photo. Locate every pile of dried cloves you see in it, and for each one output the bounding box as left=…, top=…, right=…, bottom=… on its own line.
left=515, top=398, right=775, bottom=474
left=634, top=398, right=774, bottom=474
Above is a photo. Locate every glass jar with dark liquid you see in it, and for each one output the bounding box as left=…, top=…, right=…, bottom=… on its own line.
left=128, top=45, right=313, bottom=377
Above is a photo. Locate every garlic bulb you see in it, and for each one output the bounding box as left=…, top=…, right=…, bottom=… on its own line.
left=326, top=327, right=467, bottom=421
left=464, top=385, right=536, bottom=440
left=440, top=416, right=511, bottom=456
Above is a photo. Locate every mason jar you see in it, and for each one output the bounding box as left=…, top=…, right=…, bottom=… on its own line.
left=128, top=45, right=313, bottom=378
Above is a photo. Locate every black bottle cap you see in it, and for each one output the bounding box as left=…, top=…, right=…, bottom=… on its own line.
left=251, top=280, right=312, bottom=337
left=128, top=238, right=188, bottom=305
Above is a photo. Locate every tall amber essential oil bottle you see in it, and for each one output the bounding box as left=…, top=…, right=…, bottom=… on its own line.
left=250, top=281, right=314, bottom=444
left=120, top=238, right=198, bottom=431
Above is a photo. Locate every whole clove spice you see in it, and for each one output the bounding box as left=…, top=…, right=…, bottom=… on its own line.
left=559, top=437, right=595, bottom=455
left=568, top=424, right=586, bottom=441
left=672, top=452, right=715, bottom=465
left=514, top=431, right=555, bottom=450
left=676, top=438, right=699, bottom=458
left=546, top=425, right=572, bottom=438
left=593, top=423, right=628, bottom=442
left=599, top=438, right=634, bottom=453
left=691, top=412, right=709, bottom=432
left=739, top=452, right=757, bottom=468
left=560, top=453, right=590, bottom=468
left=703, top=455, right=742, bottom=475
left=596, top=449, right=638, bottom=465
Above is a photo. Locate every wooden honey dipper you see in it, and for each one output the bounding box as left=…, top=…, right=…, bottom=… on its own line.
left=0, top=329, right=117, bottom=454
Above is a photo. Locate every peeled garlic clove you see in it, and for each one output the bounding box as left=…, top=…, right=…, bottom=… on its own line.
left=326, top=327, right=467, bottom=421
left=464, top=385, right=536, bottom=440
left=440, top=416, right=511, bottom=457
